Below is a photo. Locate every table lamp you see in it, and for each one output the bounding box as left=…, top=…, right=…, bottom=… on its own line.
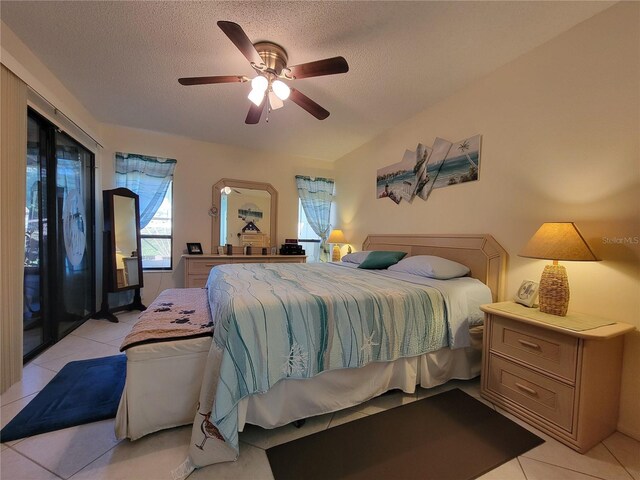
left=327, top=229, right=348, bottom=262
left=519, top=222, right=598, bottom=316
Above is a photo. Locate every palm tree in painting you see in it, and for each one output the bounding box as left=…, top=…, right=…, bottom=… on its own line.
left=457, top=139, right=478, bottom=168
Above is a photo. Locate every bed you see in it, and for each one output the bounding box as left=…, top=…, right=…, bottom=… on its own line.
left=116, top=234, right=507, bottom=473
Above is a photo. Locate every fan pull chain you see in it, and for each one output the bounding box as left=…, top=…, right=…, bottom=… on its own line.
left=266, top=103, right=271, bottom=123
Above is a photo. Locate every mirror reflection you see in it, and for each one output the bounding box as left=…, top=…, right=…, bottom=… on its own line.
left=113, top=195, right=140, bottom=287
left=212, top=179, right=278, bottom=253
left=220, top=187, right=272, bottom=248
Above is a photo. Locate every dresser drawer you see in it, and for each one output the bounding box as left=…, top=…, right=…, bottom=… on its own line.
left=186, top=274, right=209, bottom=288
left=490, top=315, right=578, bottom=382
left=187, top=259, right=224, bottom=275
left=488, top=355, right=575, bottom=432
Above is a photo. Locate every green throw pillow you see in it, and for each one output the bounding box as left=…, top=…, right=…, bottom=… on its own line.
left=357, top=251, right=407, bottom=270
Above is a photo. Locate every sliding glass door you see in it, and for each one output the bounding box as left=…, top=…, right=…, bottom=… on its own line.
left=23, top=115, right=49, bottom=356
left=23, top=109, right=95, bottom=360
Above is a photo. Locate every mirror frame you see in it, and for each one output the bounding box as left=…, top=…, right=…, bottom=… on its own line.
left=103, top=187, right=144, bottom=292
left=211, top=178, right=278, bottom=253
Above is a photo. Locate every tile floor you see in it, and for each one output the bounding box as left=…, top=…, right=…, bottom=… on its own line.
left=2, top=311, right=638, bottom=480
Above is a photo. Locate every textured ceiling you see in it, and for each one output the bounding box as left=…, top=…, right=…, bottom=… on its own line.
left=1, top=1, right=612, bottom=161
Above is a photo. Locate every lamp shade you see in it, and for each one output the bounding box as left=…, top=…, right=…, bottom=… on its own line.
left=272, top=80, right=291, bottom=100
left=248, top=88, right=265, bottom=107
left=519, top=222, right=598, bottom=261
left=268, top=91, right=284, bottom=110
left=251, top=75, right=268, bottom=92
left=328, top=229, right=347, bottom=244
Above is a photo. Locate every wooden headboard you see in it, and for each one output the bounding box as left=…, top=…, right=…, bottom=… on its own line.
left=362, top=234, right=508, bottom=302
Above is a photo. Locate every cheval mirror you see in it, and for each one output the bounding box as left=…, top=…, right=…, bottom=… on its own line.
left=211, top=179, right=278, bottom=254
left=95, top=188, right=145, bottom=322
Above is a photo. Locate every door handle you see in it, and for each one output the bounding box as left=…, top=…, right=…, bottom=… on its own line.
left=515, top=382, right=538, bottom=396
left=517, top=339, right=541, bottom=350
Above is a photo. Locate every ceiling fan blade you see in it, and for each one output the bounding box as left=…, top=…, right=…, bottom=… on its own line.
left=288, top=57, right=349, bottom=79
left=289, top=89, right=330, bottom=120
left=245, top=99, right=265, bottom=124
left=217, top=21, right=262, bottom=65
left=178, top=75, right=246, bottom=86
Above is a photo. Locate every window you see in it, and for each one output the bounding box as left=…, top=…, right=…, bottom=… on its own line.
left=140, top=182, right=173, bottom=270
left=297, top=199, right=321, bottom=262
left=295, top=175, right=335, bottom=262
left=115, top=152, right=176, bottom=271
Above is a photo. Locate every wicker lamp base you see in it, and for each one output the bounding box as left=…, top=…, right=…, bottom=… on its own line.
left=539, top=264, right=569, bottom=316
left=331, top=244, right=341, bottom=262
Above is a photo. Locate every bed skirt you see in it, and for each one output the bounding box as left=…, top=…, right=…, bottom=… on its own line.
left=115, top=325, right=482, bottom=440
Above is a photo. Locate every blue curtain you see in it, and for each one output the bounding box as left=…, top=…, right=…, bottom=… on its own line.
left=115, top=153, right=176, bottom=229
left=295, top=175, right=334, bottom=262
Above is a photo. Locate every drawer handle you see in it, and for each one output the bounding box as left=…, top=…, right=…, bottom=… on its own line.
left=204, top=263, right=216, bottom=267
left=517, top=339, right=541, bottom=350
left=515, top=382, right=538, bottom=396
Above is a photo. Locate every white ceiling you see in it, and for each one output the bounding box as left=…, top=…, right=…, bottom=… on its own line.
left=1, top=1, right=613, bottom=161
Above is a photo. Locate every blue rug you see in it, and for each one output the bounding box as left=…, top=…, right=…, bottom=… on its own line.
left=1, top=355, right=126, bottom=442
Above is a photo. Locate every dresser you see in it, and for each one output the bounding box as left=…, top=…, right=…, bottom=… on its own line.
left=480, top=302, right=633, bottom=453
left=183, top=254, right=307, bottom=288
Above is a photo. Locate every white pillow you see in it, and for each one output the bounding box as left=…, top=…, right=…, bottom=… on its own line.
left=388, top=255, right=470, bottom=280
left=341, top=251, right=371, bottom=264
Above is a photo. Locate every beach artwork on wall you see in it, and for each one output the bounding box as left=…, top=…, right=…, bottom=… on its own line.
left=376, top=143, right=430, bottom=204
left=377, top=134, right=481, bottom=204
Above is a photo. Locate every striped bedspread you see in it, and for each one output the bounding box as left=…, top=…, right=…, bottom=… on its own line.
left=188, top=262, right=451, bottom=466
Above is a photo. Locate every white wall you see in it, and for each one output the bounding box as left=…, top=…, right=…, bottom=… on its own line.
left=335, top=3, right=640, bottom=438
left=100, top=124, right=334, bottom=304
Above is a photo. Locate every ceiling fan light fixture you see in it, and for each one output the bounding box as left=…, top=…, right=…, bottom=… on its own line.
left=272, top=80, right=291, bottom=100
left=268, top=91, right=284, bottom=110
left=251, top=75, right=268, bottom=92
left=248, top=88, right=265, bottom=107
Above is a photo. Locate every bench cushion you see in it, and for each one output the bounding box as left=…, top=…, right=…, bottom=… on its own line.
left=120, top=288, right=213, bottom=351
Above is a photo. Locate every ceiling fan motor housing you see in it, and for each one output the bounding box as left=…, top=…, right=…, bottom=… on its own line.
left=253, top=42, right=288, bottom=76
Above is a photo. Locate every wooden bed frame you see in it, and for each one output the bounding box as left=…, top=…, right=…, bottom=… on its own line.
left=363, top=234, right=508, bottom=302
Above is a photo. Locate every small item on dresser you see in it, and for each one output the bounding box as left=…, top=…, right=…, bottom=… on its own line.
left=280, top=243, right=305, bottom=255
left=217, top=246, right=224, bottom=255
left=262, top=248, right=268, bottom=255
left=514, top=280, right=539, bottom=307
left=225, top=244, right=233, bottom=255
left=246, top=245, right=252, bottom=255
left=187, top=243, right=203, bottom=255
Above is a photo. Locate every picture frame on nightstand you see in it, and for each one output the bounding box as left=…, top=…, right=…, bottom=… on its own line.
left=514, top=279, right=539, bottom=307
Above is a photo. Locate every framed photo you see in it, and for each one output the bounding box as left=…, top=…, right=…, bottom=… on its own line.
left=187, top=242, right=203, bottom=255
left=515, top=280, right=539, bottom=307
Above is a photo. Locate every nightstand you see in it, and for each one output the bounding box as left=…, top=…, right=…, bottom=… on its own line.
left=480, top=301, right=634, bottom=453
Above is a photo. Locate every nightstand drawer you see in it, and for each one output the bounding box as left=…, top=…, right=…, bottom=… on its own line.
left=488, top=355, right=575, bottom=432
left=490, top=316, right=578, bottom=382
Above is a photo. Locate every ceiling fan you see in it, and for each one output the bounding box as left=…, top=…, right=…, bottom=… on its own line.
left=178, top=21, right=349, bottom=124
